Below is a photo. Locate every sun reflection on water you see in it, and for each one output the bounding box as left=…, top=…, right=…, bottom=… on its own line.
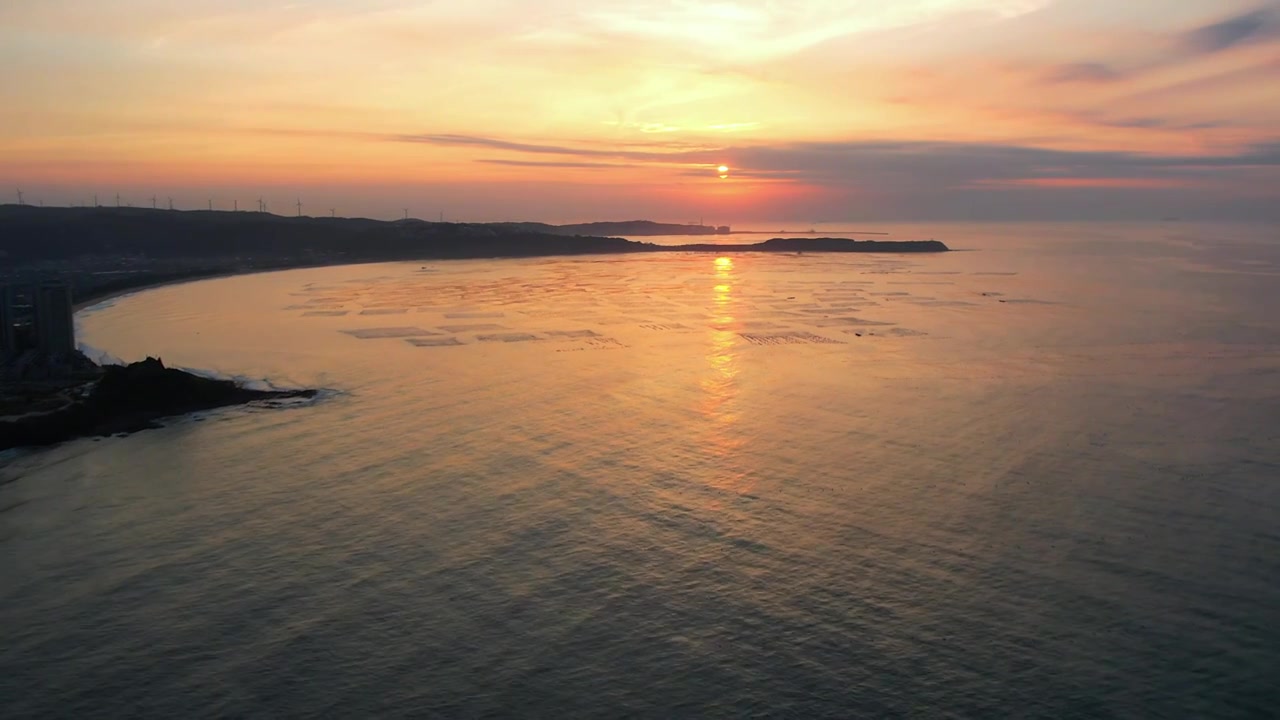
left=698, top=256, right=751, bottom=496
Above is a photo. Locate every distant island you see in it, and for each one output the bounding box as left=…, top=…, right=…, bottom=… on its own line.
left=0, top=356, right=316, bottom=452
left=670, top=237, right=945, bottom=253
left=0, top=205, right=948, bottom=308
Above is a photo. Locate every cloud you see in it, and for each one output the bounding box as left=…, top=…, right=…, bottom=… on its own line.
left=476, top=159, right=637, bottom=169
left=577, top=0, right=1052, bottom=63
left=971, top=177, right=1197, bottom=189
left=1035, top=5, right=1280, bottom=93
left=397, top=133, right=617, bottom=157
left=406, top=131, right=1280, bottom=196
left=1104, top=117, right=1166, bottom=129
left=1045, top=62, right=1123, bottom=84
left=774, top=139, right=1280, bottom=183
left=395, top=133, right=722, bottom=163
left=1179, top=7, right=1280, bottom=55
left=1109, top=55, right=1280, bottom=107
left=1087, top=116, right=1229, bottom=131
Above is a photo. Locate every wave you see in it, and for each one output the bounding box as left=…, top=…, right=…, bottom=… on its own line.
left=76, top=342, right=126, bottom=368
left=73, top=343, right=331, bottom=401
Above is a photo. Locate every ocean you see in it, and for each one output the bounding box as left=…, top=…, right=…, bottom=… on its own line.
left=2, top=222, right=1278, bottom=718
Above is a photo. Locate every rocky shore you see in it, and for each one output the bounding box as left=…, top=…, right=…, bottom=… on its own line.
left=0, top=357, right=316, bottom=451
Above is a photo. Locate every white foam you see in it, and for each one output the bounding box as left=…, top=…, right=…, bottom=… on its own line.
left=76, top=343, right=126, bottom=367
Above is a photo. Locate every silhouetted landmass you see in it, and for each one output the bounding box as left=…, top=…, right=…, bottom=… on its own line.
left=676, top=238, right=948, bottom=253
left=0, top=205, right=642, bottom=266
left=499, top=220, right=730, bottom=236
left=0, top=205, right=947, bottom=307
left=0, top=357, right=316, bottom=451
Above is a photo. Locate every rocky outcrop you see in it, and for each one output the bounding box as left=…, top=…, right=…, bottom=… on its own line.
left=0, top=357, right=316, bottom=451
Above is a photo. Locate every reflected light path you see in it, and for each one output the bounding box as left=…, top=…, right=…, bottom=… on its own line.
left=698, top=256, right=751, bottom=497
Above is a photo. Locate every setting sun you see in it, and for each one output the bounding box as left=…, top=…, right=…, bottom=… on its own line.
left=717, top=165, right=730, bottom=176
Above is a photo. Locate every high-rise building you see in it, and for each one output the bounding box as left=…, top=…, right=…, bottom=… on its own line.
left=0, top=284, right=16, bottom=356
left=34, top=283, right=75, bottom=356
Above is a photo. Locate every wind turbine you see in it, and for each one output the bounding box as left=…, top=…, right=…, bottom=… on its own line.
left=94, top=194, right=99, bottom=207
left=403, top=208, right=409, bottom=221
left=151, top=195, right=157, bottom=209
left=115, top=193, right=121, bottom=208
left=15, top=188, right=23, bottom=206
left=296, top=198, right=303, bottom=217
left=258, top=197, right=265, bottom=213
left=208, top=199, right=213, bottom=211
left=234, top=199, right=238, bottom=212
left=167, top=197, right=174, bottom=211
left=329, top=208, right=335, bottom=218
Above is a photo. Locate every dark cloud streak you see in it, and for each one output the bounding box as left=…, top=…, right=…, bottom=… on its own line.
left=397, top=133, right=620, bottom=157
left=398, top=132, right=1280, bottom=193
left=1179, top=7, right=1280, bottom=55
left=398, top=133, right=718, bottom=163
left=1045, top=62, right=1123, bottom=84
left=477, top=158, right=638, bottom=169
left=1037, top=5, right=1280, bottom=88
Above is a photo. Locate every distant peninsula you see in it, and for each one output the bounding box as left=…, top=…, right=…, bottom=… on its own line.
left=671, top=237, right=946, bottom=253
left=0, top=205, right=948, bottom=308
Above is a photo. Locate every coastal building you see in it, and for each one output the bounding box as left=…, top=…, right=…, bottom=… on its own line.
left=0, top=284, right=16, bottom=355
left=34, top=283, right=75, bottom=356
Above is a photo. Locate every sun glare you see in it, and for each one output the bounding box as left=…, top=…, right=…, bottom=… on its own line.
left=717, top=165, right=730, bottom=179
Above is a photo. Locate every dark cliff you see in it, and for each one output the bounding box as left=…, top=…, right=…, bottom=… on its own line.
left=0, top=358, right=316, bottom=451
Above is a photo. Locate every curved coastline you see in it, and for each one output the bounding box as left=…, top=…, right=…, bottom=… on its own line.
left=71, top=259, right=399, bottom=314
left=14, top=230, right=950, bottom=453
left=70, top=238, right=950, bottom=313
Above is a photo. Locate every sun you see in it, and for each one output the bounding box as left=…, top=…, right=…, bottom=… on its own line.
left=717, top=165, right=729, bottom=176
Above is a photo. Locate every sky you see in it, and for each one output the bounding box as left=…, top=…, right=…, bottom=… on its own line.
left=2, top=0, right=1279, bottom=222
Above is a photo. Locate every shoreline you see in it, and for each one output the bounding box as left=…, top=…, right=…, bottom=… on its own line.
left=72, top=259, right=399, bottom=314
left=0, top=357, right=318, bottom=452
left=74, top=270, right=245, bottom=313
left=70, top=239, right=949, bottom=314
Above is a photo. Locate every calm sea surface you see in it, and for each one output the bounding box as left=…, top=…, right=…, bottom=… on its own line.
left=2, top=222, right=1278, bottom=718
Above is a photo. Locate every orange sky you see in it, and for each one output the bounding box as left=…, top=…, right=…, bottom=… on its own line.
left=2, top=1, right=1279, bottom=221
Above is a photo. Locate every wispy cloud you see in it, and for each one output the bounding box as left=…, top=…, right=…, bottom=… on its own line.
left=1037, top=4, right=1280, bottom=88
left=578, top=0, right=1052, bottom=62
left=6, top=0, right=1280, bottom=220
left=400, top=132, right=1280, bottom=192
left=1179, top=6, right=1280, bottom=55
left=476, top=159, right=637, bottom=169
left=395, top=133, right=721, bottom=163
left=971, top=177, right=1197, bottom=189
left=397, top=134, right=618, bottom=157
left=1044, top=62, right=1123, bottom=84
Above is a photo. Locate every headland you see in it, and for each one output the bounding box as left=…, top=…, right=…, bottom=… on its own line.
left=0, top=356, right=316, bottom=452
